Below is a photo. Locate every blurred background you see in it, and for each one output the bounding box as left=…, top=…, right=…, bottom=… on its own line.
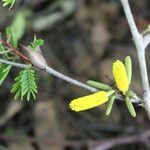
left=0, top=0, right=150, bottom=149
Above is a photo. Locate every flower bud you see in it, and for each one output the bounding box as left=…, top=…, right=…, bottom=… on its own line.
left=21, top=45, right=47, bottom=69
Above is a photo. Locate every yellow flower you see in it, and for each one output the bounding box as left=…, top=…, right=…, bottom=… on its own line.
left=113, top=60, right=129, bottom=94
left=69, top=91, right=109, bottom=111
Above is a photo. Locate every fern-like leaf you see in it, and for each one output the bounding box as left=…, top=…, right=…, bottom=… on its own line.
left=11, top=68, right=37, bottom=101
left=0, top=64, right=11, bottom=85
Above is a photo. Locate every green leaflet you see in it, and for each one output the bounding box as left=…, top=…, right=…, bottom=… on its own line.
left=87, top=80, right=112, bottom=91
left=0, top=64, right=11, bottom=85
left=2, top=0, right=16, bottom=9
left=107, top=90, right=115, bottom=96
left=105, top=94, right=116, bottom=116
left=0, top=42, right=6, bottom=52
left=12, top=11, right=26, bottom=41
left=127, top=90, right=139, bottom=100
left=11, top=68, right=37, bottom=101
left=6, top=27, right=17, bottom=48
left=125, top=96, right=136, bottom=117
left=125, top=56, right=132, bottom=84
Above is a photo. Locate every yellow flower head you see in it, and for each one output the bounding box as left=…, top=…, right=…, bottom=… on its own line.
left=69, top=91, right=108, bottom=111
left=113, top=60, right=129, bottom=94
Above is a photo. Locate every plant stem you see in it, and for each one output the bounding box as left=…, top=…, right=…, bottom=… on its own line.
left=0, top=38, right=30, bottom=61
left=0, top=58, right=28, bottom=68
left=0, top=58, right=98, bottom=92
left=45, top=66, right=139, bottom=103
left=0, top=57, right=97, bottom=92
left=45, top=66, right=98, bottom=92
left=120, top=0, right=150, bottom=119
left=0, top=58, right=141, bottom=103
left=120, top=0, right=149, bottom=91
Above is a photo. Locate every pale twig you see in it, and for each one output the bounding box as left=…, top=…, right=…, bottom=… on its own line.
left=45, top=66, right=98, bottom=92
left=143, top=34, right=150, bottom=49
left=0, top=57, right=141, bottom=103
left=0, top=58, right=29, bottom=68
left=120, top=0, right=150, bottom=119
left=0, top=57, right=97, bottom=92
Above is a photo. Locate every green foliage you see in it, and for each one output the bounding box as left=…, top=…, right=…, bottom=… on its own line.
left=12, top=11, right=26, bottom=41
left=127, top=90, right=139, bottom=100
left=87, top=80, right=112, bottom=91
left=30, top=38, right=44, bottom=49
left=125, top=56, right=132, bottom=84
left=106, top=94, right=116, bottom=116
left=0, top=34, right=5, bottom=53
left=0, top=27, right=20, bottom=60
left=11, top=68, right=37, bottom=101
left=6, top=27, right=17, bottom=48
left=2, top=0, right=15, bottom=9
left=0, top=64, right=11, bottom=85
left=125, top=96, right=136, bottom=117
left=0, top=40, right=6, bottom=52
left=0, top=23, right=38, bottom=102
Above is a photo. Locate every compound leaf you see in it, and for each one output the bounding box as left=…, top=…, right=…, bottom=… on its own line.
left=11, top=68, right=37, bottom=101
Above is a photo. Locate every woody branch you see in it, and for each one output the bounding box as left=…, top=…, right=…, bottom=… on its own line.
left=120, top=0, right=150, bottom=118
